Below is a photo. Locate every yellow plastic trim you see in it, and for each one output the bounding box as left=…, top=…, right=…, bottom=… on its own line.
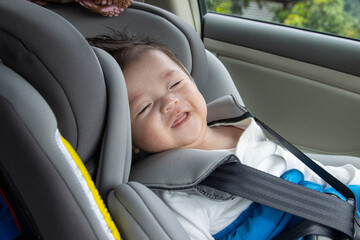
left=61, top=136, right=121, bottom=240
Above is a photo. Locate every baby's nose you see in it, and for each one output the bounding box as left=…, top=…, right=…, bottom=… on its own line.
left=161, top=96, right=179, bottom=113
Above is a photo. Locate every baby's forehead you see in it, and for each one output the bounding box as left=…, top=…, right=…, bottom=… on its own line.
left=131, top=48, right=189, bottom=75
left=125, top=69, right=183, bottom=91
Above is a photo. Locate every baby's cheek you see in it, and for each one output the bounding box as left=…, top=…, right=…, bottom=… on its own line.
left=136, top=126, right=167, bottom=152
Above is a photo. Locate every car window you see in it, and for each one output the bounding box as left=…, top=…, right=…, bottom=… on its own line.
left=203, top=0, right=360, bottom=40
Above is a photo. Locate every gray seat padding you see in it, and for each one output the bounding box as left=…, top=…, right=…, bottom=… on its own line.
left=108, top=182, right=191, bottom=240
left=0, top=61, right=113, bottom=240
left=0, top=0, right=106, bottom=169
left=46, top=2, right=207, bottom=91
left=91, top=47, right=132, bottom=197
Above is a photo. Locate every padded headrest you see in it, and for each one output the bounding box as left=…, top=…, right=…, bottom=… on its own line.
left=45, top=2, right=209, bottom=91
left=0, top=0, right=106, bottom=163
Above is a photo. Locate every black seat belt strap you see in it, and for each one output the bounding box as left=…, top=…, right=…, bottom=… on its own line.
left=201, top=162, right=354, bottom=237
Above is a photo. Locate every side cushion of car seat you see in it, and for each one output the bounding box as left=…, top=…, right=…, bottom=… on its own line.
left=0, top=63, right=120, bottom=240
left=91, top=47, right=132, bottom=198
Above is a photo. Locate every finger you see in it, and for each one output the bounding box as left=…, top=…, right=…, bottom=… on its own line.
left=118, top=0, right=126, bottom=8
left=99, top=5, right=121, bottom=17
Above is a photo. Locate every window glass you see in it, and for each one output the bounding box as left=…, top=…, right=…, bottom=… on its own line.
left=205, top=0, right=360, bottom=40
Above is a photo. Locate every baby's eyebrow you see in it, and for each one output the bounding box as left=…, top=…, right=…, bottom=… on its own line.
left=129, top=94, right=144, bottom=112
left=161, top=69, right=179, bottom=79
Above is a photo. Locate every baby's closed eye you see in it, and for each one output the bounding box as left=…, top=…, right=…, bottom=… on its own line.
left=169, top=80, right=183, bottom=89
left=138, top=103, right=152, bottom=115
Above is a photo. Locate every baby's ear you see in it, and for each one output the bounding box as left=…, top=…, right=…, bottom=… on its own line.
left=131, top=146, right=151, bottom=164
left=132, top=145, right=140, bottom=154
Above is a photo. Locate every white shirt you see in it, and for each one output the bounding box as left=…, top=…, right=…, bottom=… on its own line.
left=153, top=118, right=360, bottom=240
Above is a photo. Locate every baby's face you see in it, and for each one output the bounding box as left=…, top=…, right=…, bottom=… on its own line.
left=124, top=50, right=208, bottom=153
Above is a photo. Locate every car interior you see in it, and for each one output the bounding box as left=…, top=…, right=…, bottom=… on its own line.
left=0, top=0, right=360, bottom=239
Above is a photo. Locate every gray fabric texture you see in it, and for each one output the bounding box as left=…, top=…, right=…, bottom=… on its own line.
left=130, top=149, right=238, bottom=190
left=207, top=95, right=247, bottom=123
left=0, top=0, right=107, bottom=163
left=204, top=51, right=244, bottom=104
left=92, top=47, right=132, bottom=198
left=108, top=182, right=190, bottom=240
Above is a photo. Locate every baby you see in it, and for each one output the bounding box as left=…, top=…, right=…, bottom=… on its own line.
left=89, top=33, right=360, bottom=240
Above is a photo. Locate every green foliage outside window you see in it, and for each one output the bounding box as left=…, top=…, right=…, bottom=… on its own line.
left=206, top=0, right=360, bottom=40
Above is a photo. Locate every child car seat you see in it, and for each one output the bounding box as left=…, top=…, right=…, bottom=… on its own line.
left=1, top=0, right=359, bottom=239
left=46, top=2, right=360, bottom=238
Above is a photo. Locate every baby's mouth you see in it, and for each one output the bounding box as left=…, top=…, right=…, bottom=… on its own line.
left=171, top=112, right=189, bottom=128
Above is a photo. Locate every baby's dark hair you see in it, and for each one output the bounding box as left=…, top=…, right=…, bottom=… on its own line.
left=87, top=31, right=190, bottom=76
